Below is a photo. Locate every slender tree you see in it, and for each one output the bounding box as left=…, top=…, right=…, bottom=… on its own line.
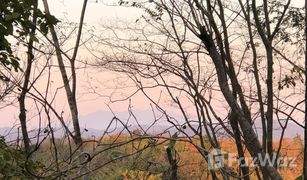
left=41, top=0, right=88, bottom=147
left=18, top=0, right=39, bottom=154
left=42, top=0, right=89, bottom=179
left=304, top=0, right=307, bottom=178
left=93, top=0, right=305, bottom=179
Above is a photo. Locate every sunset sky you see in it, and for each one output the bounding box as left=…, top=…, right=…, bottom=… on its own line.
left=1, top=0, right=188, bottom=128
left=0, top=0, right=305, bottom=129
left=0, top=2, right=305, bottom=180
left=1, top=0, right=147, bottom=127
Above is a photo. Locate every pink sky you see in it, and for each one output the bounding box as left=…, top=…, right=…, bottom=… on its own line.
left=0, top=0, right=305, bottom=128
left=0, top=0, right=146, bottom=127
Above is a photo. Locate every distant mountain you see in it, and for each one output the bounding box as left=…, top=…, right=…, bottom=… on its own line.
left=78, top=110, right=171, bottom=130
left=252, top=119, right=304, bottom=140
left=0, top=110, right=303, bottom=142
left=78, top=110, right=304, bottom=140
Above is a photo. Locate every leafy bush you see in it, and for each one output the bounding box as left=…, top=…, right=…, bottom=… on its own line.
left=0, top=136, right=39, bottom=179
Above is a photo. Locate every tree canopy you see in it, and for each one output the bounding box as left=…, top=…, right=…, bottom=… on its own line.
left=0, top=0, right=58, bottom=71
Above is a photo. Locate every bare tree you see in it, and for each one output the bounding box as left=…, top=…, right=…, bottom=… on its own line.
left=89, top=0, right=305, bottom=179
left=41, top=0, right=87, bottom=147
left=0, top=0, right=304, bottom=179
left=304, top=0, right=307, bottom=178
left=18, top=0, right=39, bottom=154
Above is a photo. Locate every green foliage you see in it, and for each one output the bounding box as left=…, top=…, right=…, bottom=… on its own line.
left=295, top=175, right=303, bottom=180
left=167, top=133, right=178, bottom=158
left=118, top=0, right=163, bottom=21
left=254, top=0, right=304, bottom=49
left=0, top=0, right=59, bottom=71
left=110, top=150, right=127, bottom=159
left=277, top=64, right=304, bottom=90
left=254, top=0, right=305, bottom=90
left=122, top=169, right=162, bottom=180
left=0, top=136, right=39, bottom=179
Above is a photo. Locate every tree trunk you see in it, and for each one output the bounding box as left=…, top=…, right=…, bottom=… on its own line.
left=166, top=147, right=178, bottom=180
left=198, top=30, right=282, bottom=179
left=229, top=113, right=250, bottom=180
left=42, top=0, right=82, bottom=146
left=18, top=0, right=38, bottom=154
left=42, top=1, right=89, bottom=179
left=303, top=0, right=307, bottom=178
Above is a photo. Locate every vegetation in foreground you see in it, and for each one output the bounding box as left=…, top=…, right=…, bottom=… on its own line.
left=0, top=133, right=303, bottom=179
